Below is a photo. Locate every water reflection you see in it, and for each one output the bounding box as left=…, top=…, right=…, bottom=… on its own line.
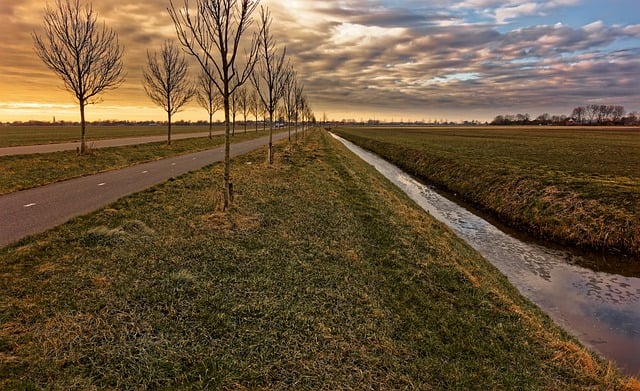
left=332, top=133, right=640, bottom=377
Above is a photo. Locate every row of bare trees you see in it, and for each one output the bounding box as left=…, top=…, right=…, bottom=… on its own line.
left=571, top=105, right=627, bottom=125
left=247, top=8, right=313, bottom=163
left=33, top=0, right=314, bottom=209
left=170, top=0, right=316, bottom=207
left=491, top=104, right=633, bottom=126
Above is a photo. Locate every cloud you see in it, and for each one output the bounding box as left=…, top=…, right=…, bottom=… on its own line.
left=453, top=0, right=582, bottom=25
left=495, top=2, right=539, bottom=24
left=272, top=0, right=640, bottom=116
left=0, top=0, right=639, bottom=122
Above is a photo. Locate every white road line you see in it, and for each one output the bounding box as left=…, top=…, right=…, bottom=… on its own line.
left=24, top=203, right=37, bottom=208
left=142, top=170, right=149, bottom=174
left=98, top=183, right=106, bottom=186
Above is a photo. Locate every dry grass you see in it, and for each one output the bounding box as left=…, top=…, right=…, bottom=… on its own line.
left=333, top=126, right=640, bottom=257
left=0, top=129, right=636, bottom=389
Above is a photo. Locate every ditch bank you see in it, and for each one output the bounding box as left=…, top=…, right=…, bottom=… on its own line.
left=332, top=130, right=639, bottom=258
left=331, top=132, right=640, bottom=377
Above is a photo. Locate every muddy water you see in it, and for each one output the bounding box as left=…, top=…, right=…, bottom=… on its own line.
left=332, top=133, right=640, bottom=376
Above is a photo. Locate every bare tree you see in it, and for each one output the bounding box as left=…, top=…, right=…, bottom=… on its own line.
left=236, top=85, right=250, bottom=134
left=587, top=104, right=599, bottom=124
left=597, top=105, right=608, bottom=124
left=611, top=105, right=626, bottom=124
left=492, top=115, right=506, bottom=125
left=250, top=6, right=288, bottom=164
left=301, top=97, right=313, bottom=136
left=535, top=113, right=550, bottom=125
left=298, top=95, right=307, bottom=134
left=33, top=0, right=125, bottom=155
left=276, top=104, right=287, bottom=125
left=281, top=67, right=296, bottom=144
left=249, top=90, right=261, bottom=132
left=294, top=79, right=304, bottom=142
left=143, top=40, right=195, bottom=145
left=571, top=106, right=585, bottom=124
left=170, top=0, right=261, bottom=210
left=196, top=69, right=223, bottom=139
left=514, top=113, right=530, bottom=124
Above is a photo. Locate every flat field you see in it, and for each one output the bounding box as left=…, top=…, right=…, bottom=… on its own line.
left=333, top=126, right=640, bottom=256
left=0, top=124, right=227, bottom=147
left=1, top=130, right=635, bottom=389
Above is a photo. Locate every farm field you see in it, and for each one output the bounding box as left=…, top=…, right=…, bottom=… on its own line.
left=0, top=130, right=270, bottom=195
left=0, top=124, right=229, bottom=147
left=1, top=130, right=636, bottom=389
left=333, top=126, right=640, bottom=257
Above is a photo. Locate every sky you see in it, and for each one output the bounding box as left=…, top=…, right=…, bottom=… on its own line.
left=0, top=0, right=639, bottom=123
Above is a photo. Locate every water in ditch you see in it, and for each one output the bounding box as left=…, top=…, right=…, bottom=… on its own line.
left=331, top=133, right=640, bottom=376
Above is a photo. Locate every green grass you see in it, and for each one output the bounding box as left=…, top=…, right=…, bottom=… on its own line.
left=0, top=131, right=269, bottom=195
left=1, top=130, right=636, bottom=389
left=333, top=126, right=640, bottom=256
left=0, top=124, right=229, bottom=147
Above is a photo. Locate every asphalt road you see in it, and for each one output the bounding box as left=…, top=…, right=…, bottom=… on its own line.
left=0, top=132, right=289, bottom=247
left=0, top=131, right=222, bottom=156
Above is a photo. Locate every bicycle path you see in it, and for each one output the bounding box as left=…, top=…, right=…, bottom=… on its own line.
left=0, top=132, right=288, bottom=247
left=0, top=131, right=222, bottom=156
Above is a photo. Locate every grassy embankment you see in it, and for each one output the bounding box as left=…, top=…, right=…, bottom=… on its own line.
left=0, top=130, right=269, bottom=195
left=0, top=125, right=227, bottom=147
left=1, top=130, right=637, bottom=389
left=333, top=126, right=640, bottom=257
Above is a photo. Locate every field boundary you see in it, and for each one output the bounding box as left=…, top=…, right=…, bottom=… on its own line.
left=333, top=127, right=640, bottom=257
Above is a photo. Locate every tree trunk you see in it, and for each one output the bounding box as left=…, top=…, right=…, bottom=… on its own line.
left=167, top=111, right=172, bottom=145
left=223, top=92, right=231, bottom=210
left=232, top=110, right=236, bottom=136
left=268, top=111, right=274, bottom=164
left=209, top=112, right=213, bottom=139
left=79, top=100, right=86, bottom=155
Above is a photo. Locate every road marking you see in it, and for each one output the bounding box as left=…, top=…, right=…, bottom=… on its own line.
left=142, top=170, right=149, bottom=174
left=98, top=183, right=106, bottom=186
left=24, top=203, right=37, bottom=208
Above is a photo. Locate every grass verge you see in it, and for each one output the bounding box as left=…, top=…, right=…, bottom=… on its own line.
left=333, top=126, right=640, bottom=257
left=0, top=125, right=228, bottom=147
left=0, top=131, right=267, bottom=195
left=1, top=130, right=637, bottom=389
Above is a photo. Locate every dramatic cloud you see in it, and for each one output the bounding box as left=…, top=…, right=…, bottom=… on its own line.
left=0, top=0, right=638, bottom=122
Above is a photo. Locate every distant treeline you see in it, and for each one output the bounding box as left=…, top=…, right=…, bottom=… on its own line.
left=4, top=119, right=222, bottom=127
left=492, top=105, right=638, bottom=126
left=3, top=118, right=305, bottom=127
